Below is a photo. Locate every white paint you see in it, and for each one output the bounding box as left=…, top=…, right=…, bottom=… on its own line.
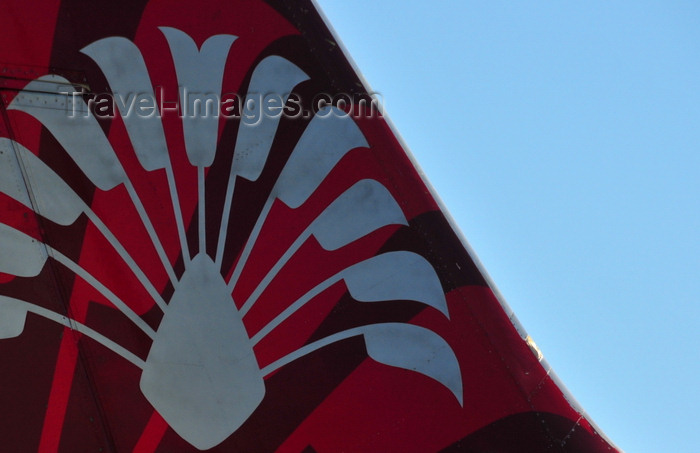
left=273, top=107, right=369, bottom=208
left=0, top=223, right=48, bottom=278
left=160, top=27, right=237, bottom=167
left=81, top=37, right=170, bottom=172
left=239, top=179, right=407, bottom=315
left=9, top=75, right=127, bottom=191
left=343, top=251, right=449, bottom=318
left=140, top=253, right=264, bottom=450
left=216, top=56, right=309, bottom=265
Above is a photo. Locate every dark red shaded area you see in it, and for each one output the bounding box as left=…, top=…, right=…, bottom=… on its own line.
left=440, top=412, right=616, bottom=453
left=0, top=316, right=62, bottom=452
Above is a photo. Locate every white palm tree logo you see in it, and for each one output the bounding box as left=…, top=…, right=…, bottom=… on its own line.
left=0, top=28, right=462, bottom=450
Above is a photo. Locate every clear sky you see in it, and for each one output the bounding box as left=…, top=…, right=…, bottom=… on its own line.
left=314, top=2, right=700, bottom=452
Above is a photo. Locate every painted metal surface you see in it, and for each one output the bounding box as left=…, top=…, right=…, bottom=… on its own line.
left=0, top=0, right=619, bottom=451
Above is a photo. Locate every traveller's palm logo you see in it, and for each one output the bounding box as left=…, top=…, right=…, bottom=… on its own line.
left=0, top=28, right=462, bottom=450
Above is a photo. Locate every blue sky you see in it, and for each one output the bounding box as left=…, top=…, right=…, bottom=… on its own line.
left=314, top=2, right=700, bottom=452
